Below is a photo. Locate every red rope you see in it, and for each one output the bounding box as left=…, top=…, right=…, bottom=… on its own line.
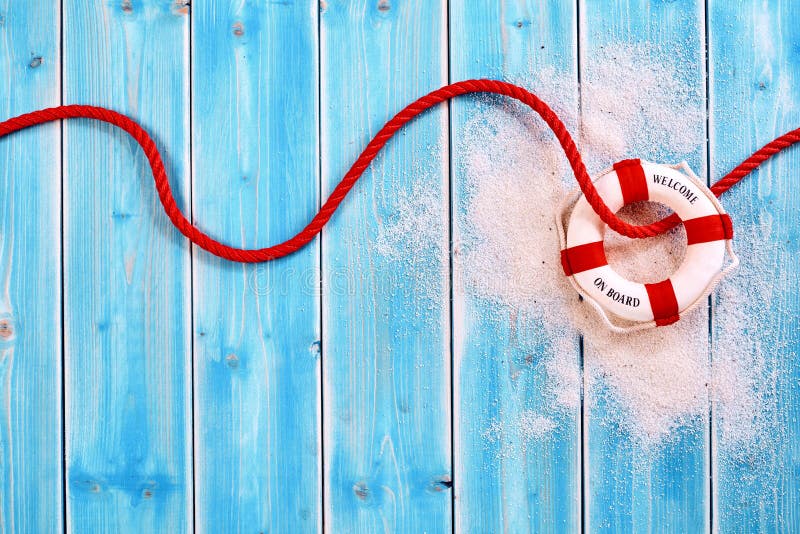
left=1, top=79, right=798, bottom=263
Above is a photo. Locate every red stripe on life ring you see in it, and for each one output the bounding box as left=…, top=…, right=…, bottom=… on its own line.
left=561, top=241, right=607, bottom=276
left=614, top=159, right=649, bottom=204
left=684, top=214, right=734, bottom=245
left=645, top=279, right=680, bottom=326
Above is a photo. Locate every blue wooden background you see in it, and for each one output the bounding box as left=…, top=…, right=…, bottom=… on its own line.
left=0, top=0, right=797, bottom=532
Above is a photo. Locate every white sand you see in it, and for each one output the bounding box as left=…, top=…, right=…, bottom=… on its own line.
left=371, top=42, right=788, bottom=462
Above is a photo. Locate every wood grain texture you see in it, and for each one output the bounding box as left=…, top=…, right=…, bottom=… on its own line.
left=0, top=1, right=63, bottom=532
left=449, top=1, right=582, bottom=532
left=320, top=1, right=451, bottom=532
left=1, top=2, right=800, bottom=532
left=191, top=1, right=321, bottom=532
left=709, top=1, right=800, bottom=531
left=63, top=1, right=192, bottom=531
left=579, top=1, right=710, bottom=531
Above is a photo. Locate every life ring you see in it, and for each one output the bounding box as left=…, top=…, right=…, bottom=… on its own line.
left=557, top=159, right=738, bottom=331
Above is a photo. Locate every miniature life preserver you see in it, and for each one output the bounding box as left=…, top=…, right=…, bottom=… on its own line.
left=557, top=159, right=738, bottom=331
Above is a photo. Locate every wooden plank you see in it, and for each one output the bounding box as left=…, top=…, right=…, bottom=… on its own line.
left=579, top=0, right=710, bottom=531
left=449, top=2, right=582, bottom=532
left=62, top=1, right=192, bottom=531
left=709, top=1, right=800, bottom=531
left=0, top=1, right=63, bottom=532
left=191, top=2, right=321, bottom=532
left=320, top=2, right=451, bottom=532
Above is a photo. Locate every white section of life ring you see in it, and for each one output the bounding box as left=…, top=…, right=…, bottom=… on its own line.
left=556, top=160, right=738, bottom=331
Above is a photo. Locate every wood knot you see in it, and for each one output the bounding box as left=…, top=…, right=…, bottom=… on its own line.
left=232, top=22, right=244, bottom=37
left=353, top=481, right=369, bottom=500
left=0, top=319, right=14, bottom=339
left=173, top=0, right=190, bottom=15
left=29, top=56, right=43, bottom=69
left=430, top=475, right=452, bottom=492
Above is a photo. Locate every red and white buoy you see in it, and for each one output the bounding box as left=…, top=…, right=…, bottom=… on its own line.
left=557, top=159, right=738, bottom=331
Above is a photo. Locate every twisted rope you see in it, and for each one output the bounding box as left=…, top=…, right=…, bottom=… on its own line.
left=1, top=79, right=797, bottom=262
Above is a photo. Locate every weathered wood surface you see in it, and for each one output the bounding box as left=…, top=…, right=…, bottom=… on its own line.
left=709, top=1, right=800, bottom=531
left=0, top=1, right=63, bottom=532
left=0, top=1, right=795, bottom=532
left=580, top=1, right=711, bottom=532
left=192, top=1, right=321, bottom=532
left=63, top=1, right=192, bottom=531
left=450, top=2, right=582, bottom=532
left=320, top=2, right=452, bottom=532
